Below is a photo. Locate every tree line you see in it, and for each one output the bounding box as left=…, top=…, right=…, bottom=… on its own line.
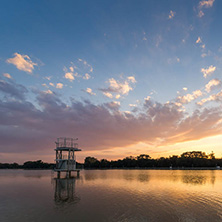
left=0, top=160, right=55, bottom=169
left=84, top=151, right=222, bottom=169
left=0, top=151, right=221, bottom=169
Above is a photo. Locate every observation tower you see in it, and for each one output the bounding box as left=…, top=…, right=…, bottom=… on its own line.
left=54, top=137, right=81, bottom=178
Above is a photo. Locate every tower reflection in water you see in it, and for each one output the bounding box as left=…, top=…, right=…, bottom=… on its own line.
left=54, top=177, right=80, bottom=204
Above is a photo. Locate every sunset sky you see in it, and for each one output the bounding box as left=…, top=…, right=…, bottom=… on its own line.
left=1, top=0, right=222, bottom=163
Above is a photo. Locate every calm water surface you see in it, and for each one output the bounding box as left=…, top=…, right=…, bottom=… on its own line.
left=0, top=169, right=222, bottom=222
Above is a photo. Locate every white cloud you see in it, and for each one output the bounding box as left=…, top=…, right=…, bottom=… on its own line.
left=205, top=79, right=221, bottom=93
left=199, top=0, right=215, bottom=8
left=196, top=37, right=202, bottom=44
left=129, top=104, right=137, bottom=107
left=198, top=0, right=215, bottom=17
left=7, top=53, right=37, bottom=73
left=44, top=89, right=53, bottom=94
left=201, top=65, right=216, bottom=78
left=178, top=90, right=202, bottom=104
left=201, top=53, right=207, bottom=58
left=64, top=72, right=75, bottom=81
left=103, top=92, right=113, bottom=98
left=3, top=73, right=12, bottom=79
left=113, top=101, right=120, bottom=106
left=56, top=83, right=63, bottom=89
left=144, top=96, right=151, bottom=101
left=193, top=90, right=202, bottom=97
left=197, top=90, right=222, bottom=106
left=49, top=83, right=54, bottom=87
left=174, top=102, right=183, bottom=107
left=115, top=94, right=121, bottom=99
left=42, top=83, right=48, bottom=88
left=83, top=73, right=91, bottom=80
left=85, top=88, right=96, bottom=96
left=168, top=10, right=175, bottom=19
left=64, top=60, right=93, bottom=82
left=101, top=76, right=136, bottom=96
left=183, top=87, right=188, bottom=91
left=127, top=76, right=136, bottom=83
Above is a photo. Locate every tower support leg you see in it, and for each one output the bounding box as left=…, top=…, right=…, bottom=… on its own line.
left=57, top=171, right=60, bottom=178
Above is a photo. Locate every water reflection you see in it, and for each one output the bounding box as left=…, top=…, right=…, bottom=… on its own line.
left=54, top=177, right=80, bottom=205
left=181, top=170, right=216, bottom=186
left=0, top=170, right=221, bottom=222
left=83, top=170, right=216, bottom=186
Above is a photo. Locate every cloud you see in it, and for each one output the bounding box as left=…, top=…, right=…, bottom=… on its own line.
left=183, top=87, right=188, bottom=91
left=42, top=83, right=48, bottom=88
left=3, top=73, right=12, bottom=79
left=196, top=37, right=202, bottom=44
left=127, top=76, right=136, bottom=83
left=103, top=92, right=113, bottom=98
left=83, top=73, right=91, bottom=80
left=100, top=76, right=136, bottom=97
left=199, top=0, right=215, bottom=8
left=0, top=87, right=222, bottom=157
left=177, top=90, right=202, bottom=104
left=201, top=65, right=216, bottom=78
left=198, top=0, right=215, bottom=17
left=129, top=104, right=137, bottom=107
left=144, top=96, right=151, bottom=101
left=64, top=60, right=93, bottom=82
left=104, top=101, right=120, bottom=111
left=44, top=76, right=52, bottom=81
left=198, top=10, right=205, bottom=17
left=168, top=10, right=175, bottom=19
left=85, top=88, right=96, bottom=96
left=205, top=79, right=221, bottom=93
left=56, top=83, right=63, bottom=89
left=6, top=53, right=37, bottom=73
left=197, top=90, right=222, bottom=106
left=64, top=72, right=75, bottom=81
left=0, top=79, right=28, bottom=100
left=78, top=58, right=93, bottom=73
left=115, top=94, right=121, bottom=99
left=44, top=89, right=53, bottom=94
left=49, top=83, right=54, bottom=87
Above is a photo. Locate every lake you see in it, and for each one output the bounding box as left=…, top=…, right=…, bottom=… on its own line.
left=0, top=169, right=221, bottom=222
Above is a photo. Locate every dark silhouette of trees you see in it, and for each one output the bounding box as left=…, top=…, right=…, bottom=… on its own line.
left=0, top=151, right=221, bottom=169
left=0, top=162, right=19, bottom=169
left=23, top=160, right=54, bottom=169
left=83, top=151, right=221, bottom=169
left=84, top=157, right=100, bottom=168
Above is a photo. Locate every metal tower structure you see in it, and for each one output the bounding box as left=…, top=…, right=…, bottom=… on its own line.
left=54, top=137, right=81, bottom=178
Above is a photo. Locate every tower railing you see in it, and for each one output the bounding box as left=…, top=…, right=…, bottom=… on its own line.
left=56, top=137, right=78, bottom=149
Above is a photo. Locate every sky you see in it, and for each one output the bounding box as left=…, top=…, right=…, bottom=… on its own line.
left=1, top=0, right=222, bottom=163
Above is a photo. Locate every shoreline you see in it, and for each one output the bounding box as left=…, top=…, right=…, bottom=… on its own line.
left=0, top=167, right=221, bottom=170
